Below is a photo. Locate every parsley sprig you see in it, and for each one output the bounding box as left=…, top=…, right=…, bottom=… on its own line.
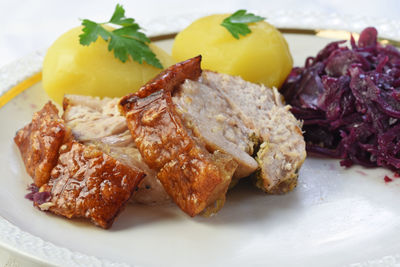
left=79, top=4, right=163, bottom=68
left=221, top=10, right=265, bottom=39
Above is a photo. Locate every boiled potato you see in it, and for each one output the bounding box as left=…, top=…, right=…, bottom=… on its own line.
left=172, top=14, right=292, bottom=88
left=43, top=26, right=175, bottom=104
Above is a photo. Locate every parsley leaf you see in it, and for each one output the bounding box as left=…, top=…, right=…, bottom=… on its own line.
left=79, top=4, right=162, bottom=68
left=109, top=4, right=134, bottom=26
left=80, top=19, right=110, bottom=45
left=221, top=10, right=265, bottom=39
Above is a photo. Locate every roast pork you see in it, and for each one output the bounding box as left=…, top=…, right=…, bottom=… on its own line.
left=120, top=56, right=306, bottom=215
left=62, top=95, right=170, bottom=205
left=15, top=102, right=145, bottom=228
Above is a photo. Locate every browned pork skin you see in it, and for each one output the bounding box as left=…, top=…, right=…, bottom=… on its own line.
left=14, top=102, right=70, bottom=187
left=119, top=55, right=305, bottom=215
left=120, top=90, right=237, bottom=217
left=62, top=95, right=170, bottom=205
left=134, top=55, right=202, bottom=98
left=38, top=141, right=145, bottom=229
left=15, top=103, right=146, bottom=228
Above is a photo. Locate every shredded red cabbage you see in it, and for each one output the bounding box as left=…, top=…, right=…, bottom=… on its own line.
left=25, top=183, right=51, bottom=205
left=282, top=27, right=400, bottom=170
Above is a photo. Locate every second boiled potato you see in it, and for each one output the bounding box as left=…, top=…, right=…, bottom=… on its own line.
left=172, top=14, right=293, bottom=89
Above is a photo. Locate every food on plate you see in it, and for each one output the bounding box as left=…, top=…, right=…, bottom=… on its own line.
left=172, top=12, right=293, bottom=89
left=120, top=56, right=306, bottom=216
left=79, top=4, right=165, bottom=68
left=120, top=89, right=237, bottom=217
left=43, top=25, right=175, bottom=104
left=15, top=102, right=145, bottom=228
left=14, top=102, right=70, bottom=187
left=135, top=55, right=202, bottom=98
left=37, top=141, right=144, bottom=229
left=15, top=6, right=307, bottom=227
left=174, top=72, right=259, bottom=179
left=220, top=10, right=265, bottom=40
left=16, top=56, right=305, bottom=226
left=199, top=71, right=306, bottom=193
left=62, top=94, right=170, bottom=205
left=282, top=27, right=400, bottom=170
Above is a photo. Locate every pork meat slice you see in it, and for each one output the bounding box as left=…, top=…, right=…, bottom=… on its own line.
left=14, top=102, right=70, bottom=187
left=120, top=90, right=237, bottom=217
left=136, top=55, right=202, bottom=98
left=37, top=141, right=145, bottom=229
left=173, top=79, right=259, bottom=178
left=201, top=71, right=306, bottom=194
left=15, top=103, right=146, bottom=229
left=62, top=95, right=170, bottom=205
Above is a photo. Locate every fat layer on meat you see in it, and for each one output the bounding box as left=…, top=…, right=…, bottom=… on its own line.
left=63, top=95, right=170, bottom=205
left=120, top=90, right=237, bottom=217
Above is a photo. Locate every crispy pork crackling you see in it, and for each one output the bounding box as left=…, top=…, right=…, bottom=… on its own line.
left=120, top=56, right=306, bottom=214
left=62, top=95, right=170, bottom=205
left=14, top=102, right=70, bottom=187
left=38, top=141, right=145, bottom=229
left=120, top=90, right=237, bottom=217
left=15, top=102, right=145, bottom=228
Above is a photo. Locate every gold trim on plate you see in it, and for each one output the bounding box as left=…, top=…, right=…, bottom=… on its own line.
left=0, top=72, right=42, bottom=109
left=150, top=28, right=400, bottom=46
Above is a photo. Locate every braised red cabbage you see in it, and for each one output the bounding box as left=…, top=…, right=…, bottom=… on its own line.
left=25, top=183, right=51, bottom=205
left=282, top=27, right=400, bottom=170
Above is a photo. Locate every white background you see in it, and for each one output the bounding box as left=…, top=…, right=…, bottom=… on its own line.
left=0, top=0, right=400, bottom=69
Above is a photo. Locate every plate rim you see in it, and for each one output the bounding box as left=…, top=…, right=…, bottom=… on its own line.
left=1, top=10, right=400, bottom=267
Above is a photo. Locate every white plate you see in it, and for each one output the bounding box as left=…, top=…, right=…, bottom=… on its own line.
left=1, top=11, right=400, bottom=267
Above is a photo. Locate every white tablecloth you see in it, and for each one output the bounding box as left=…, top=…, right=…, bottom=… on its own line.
left=0, top=0, right=399, bottom=266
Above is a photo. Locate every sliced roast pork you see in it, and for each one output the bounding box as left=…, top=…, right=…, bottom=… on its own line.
left=128, top=56, right=259, bottom=179
left=136, top=55, right=202, bottom=98
left=120, top=90, right=237, bottom=217
left=173, top=79, right=259, bottom=179
left=14, top=102, right=70, bottom=187
left=15, top=102, right=145, bottom=228
left=200, top=71, right=306, bottom=193
left=120, top=56, right=306, bottom=214
left=62, top=95, right=170, bottom=205
left=38, top=141, right=145, bottom=229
